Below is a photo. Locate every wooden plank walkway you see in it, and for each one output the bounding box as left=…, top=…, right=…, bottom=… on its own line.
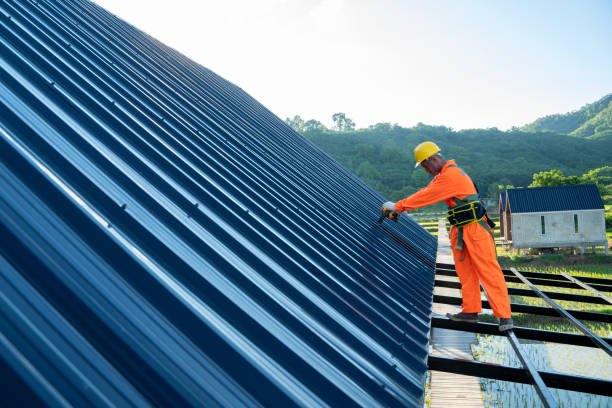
left=430, top=219, right=484, bottom=408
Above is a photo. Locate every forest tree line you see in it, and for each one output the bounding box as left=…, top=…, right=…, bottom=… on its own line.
left=285, top=106, right=612, bottom=202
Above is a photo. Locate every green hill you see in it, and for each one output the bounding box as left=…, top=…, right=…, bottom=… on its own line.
left=301, top=124, right=612, bottom=202
left=289, top=94, right=612, bottom=203
left=520, top=93, right=612, bottom=137
left=571, top=98, right=612, bottom=138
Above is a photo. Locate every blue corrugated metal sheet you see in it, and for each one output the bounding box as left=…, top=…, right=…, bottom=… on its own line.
left=506, top=184, right=604, bottom=214
left=500, top=191, right=507, bottom=212
left=0, top=0, right=436, bottom=406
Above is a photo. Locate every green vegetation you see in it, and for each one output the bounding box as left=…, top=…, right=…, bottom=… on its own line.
left=414, top=218, right=439, bottom=236
left=498, top=252, right=612, bottom=266
left=529, top=166, right=611, bottom=195
left=286, top=95, right=612, bottom=202
left=521, top=93, right=612, bottom=138
left=300, top=124, right=612, bottom=201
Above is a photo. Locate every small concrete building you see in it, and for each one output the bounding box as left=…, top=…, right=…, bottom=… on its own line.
left=503, top=184, right=608, bottom=255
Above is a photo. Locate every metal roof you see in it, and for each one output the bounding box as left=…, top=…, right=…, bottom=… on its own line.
left=0, top=0, right=436, bottom=406
left=506, top=184, right=604, bottom=214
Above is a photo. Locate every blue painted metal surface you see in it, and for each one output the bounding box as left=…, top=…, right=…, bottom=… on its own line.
left=0, top=0, right=436, bottom=406
left=507, top=184, right=604, bottom=213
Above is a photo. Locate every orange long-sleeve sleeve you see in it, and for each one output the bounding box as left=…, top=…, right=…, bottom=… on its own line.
left=395, top=160, right=477, bottom=212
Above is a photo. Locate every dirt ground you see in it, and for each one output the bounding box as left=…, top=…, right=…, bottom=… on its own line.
left=500, top=254, right=611, bottom=269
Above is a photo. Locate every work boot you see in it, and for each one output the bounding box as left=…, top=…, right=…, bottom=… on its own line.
left=499, top=318, right=514, bottom=332
left=446, top=312, right=479, bottom=323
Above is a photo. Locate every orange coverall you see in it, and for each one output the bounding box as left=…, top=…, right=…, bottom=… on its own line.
left=395, top=160, right=511, bottom=318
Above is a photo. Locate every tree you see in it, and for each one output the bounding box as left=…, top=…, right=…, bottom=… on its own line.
left=368, top=122, right=392, bottom=131
left=380, top=146, right=403, bottom=162
left=487, top=181, right=514, bottom=199
left=529, top=167, right=611, bottom=195
left=355, top=143, right=376, bottom=158
left=303, top=119, right=326, bottom=132
left=581, top=166, right=612, bottom=185
left=580, top=166, right=612, bottom=195
left=355, top=161, right=380, bottom=180
left=410, top=169, right=429, bottom=187
left=296, top=114, right=612, bottom=206
left=332, top=112, right=355, bottom=131
left=285, top=115, right=305, bottom=132
left=529, top=169, right=570, bottom=187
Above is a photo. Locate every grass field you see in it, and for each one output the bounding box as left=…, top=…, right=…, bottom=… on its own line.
left=414, top=219, right=439, bottom=236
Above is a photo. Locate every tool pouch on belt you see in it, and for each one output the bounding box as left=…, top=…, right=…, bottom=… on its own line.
left=447, top=194, right=495, bottom=258
left=446, top=200, right=486, bottom=227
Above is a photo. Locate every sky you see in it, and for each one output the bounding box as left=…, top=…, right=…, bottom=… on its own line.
left=92, top=0, right=612, bottom=130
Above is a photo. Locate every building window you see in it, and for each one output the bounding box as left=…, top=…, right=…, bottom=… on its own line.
left=574, top=214, right=579, bottom=233
left=541, top=215, right=545, bottom=234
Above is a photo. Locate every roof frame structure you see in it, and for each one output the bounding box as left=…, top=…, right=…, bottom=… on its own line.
left=430, top=263, right=612, bottom=407
left=560, top=272, right=612, bottom=305
left=436, top=279, right=612, bottom=306
left=428, top=355, right=612, bottom=397
left=434, top=294, right=612, bottom=324
left=509, top=267, right=612, bottom=356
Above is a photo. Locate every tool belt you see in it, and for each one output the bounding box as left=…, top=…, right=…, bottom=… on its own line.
left=446, top=200, right=486, bottom=227
left=448, top=194, right=496, bottom=258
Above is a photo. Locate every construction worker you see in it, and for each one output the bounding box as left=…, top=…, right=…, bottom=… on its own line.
left=381, top=141, right=513, bottom=331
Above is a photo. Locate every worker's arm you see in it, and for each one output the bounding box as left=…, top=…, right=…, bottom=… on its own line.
left=394, top=172, right=458, bottom=212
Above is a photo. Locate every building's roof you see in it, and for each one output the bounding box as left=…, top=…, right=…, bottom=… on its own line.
left=506, top=184, right=604, bottom=213
left=0, top=1, right=435, bottom=407
left=500, top=191, right=507, bottom=211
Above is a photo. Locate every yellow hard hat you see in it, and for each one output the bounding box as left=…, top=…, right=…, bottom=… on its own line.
left=414, top=141, right=440, bottom=168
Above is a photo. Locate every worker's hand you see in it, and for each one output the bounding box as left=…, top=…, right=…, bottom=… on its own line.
left=381, top=201, right=398, bottom=220
left=381, top=201, right=396, bottom=213
left=378, top=202, right=401, bottom=223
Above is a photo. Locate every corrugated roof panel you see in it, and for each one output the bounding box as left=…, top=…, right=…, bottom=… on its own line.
left=0, top=0, right=436, bottom=406
left=506, top=184, right=604, bottom=214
